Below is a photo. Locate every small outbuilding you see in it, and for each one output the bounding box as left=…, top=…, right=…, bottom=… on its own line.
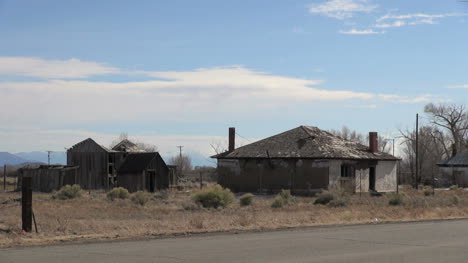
left=117, top=152, right=170, bottom=192
left=437, top=151, right=468, bottom=187
left=213, top=126, right=399, bottom=194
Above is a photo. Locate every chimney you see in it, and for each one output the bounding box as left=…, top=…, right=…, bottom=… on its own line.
left=229, top=127, right=235, bottom=152
left=369, top=132, right=378, bottom=153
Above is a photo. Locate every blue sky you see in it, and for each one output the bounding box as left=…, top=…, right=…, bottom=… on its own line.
left=1, top=0, right=467, bottom=161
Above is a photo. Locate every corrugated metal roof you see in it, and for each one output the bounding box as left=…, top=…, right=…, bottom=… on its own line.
left=438, top=151, right=468, bottom=167
left=213, top=126, right=398, bottom=160
left=117, top=152, right=159, bottom=174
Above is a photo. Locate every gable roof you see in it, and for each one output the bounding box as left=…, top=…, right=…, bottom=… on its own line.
left=117, top=152, right=159, bottom=174
left=112, top=139, right=144, bottom=152
left=213, top=126, right=398, bottom=161
left=69, top=138, right=112, bottom=153
left=438, top=151, right=468, bottom=167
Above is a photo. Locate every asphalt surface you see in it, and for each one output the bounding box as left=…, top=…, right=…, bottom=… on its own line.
left=1, top=220, right=467, bottom=263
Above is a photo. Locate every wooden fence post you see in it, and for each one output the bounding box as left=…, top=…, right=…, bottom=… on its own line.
left=22, top=176, right=33, bottom=232
left=199, top=172, right=203, bottom=189
left=3, top=165, right=6, bottom=191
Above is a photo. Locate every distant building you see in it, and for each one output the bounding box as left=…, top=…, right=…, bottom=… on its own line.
left=67, top=138, right=171, bottom=191
left=438, top=151, right=468, bottom=187
left=213, top=126, right=399, bottom=194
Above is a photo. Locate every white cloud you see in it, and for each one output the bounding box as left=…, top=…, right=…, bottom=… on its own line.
left=377, top=94, right=445, bottom=104
left=374, top=13, right=467, bottom=29
left=344, top=104, right=377, bottom=108
left=309, top=0, right=377, bottom=19
left=0, top=57, right=120, bottom=79
left=447, top=84, right=468, bottom=89
left=339, top=29, right=382, bottom=34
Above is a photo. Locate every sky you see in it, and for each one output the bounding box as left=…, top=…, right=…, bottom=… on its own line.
left=1, top=0, right=468, bottom=162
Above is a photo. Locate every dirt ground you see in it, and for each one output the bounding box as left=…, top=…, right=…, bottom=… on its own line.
left=1, top=186, right=467, bottom=248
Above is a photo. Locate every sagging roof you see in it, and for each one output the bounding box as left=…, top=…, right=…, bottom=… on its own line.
left=112, top=139, right=144, bottom=152
left=117, top=152, right=159, bottom=174
left=213, top=126, right=398, bottom=161
left=438, top=151, right=468, bottom=167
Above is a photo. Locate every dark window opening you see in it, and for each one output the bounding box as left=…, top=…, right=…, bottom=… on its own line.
left=341, top=165, right=355, bottom=178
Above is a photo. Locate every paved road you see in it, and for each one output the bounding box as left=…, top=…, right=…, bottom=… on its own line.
left=2, top=220, right=467, bottom=263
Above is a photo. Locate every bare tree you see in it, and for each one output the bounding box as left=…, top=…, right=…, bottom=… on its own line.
left=399, top=125, right=449, bottom=187
left=424, top=103, right=468, bottom=156
left=170, top=154, right=193, bottom=175
left=109, top=132, right=158, bottom=152
left=329, top=126, right=392, bottom=154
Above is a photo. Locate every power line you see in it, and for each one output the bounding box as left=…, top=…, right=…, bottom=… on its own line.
left=235, top=132, right=252, bottom=143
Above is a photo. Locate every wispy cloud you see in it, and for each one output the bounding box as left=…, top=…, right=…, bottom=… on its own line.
left=339, top=29, right=382, bottom=34
left=374, top=13, right=467, bottom=29
left=0, top=57, right=120, bottom=79
left=309, top=0, right=377, bottom=19
left=446, top=84, right=468, bottom=89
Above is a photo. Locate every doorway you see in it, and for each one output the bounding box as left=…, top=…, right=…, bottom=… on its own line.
left=369, top=167, right=376, bottom=191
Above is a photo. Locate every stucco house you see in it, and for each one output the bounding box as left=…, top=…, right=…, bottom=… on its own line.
left=213, top=126, right=399, bottom=194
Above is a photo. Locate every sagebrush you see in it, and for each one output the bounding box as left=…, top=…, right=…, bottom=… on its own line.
left=54, top=185, right=82, bottom=200
left=107, top=187, right=130, bottom=201
left=192, top=185, right=235, bottom=208
left=240, top=193, right=254, bottom=206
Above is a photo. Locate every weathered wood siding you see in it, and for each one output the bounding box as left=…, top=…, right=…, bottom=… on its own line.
left=18, top=166, right=78, bottom=192
left=67, top=139, right=109, bottom=189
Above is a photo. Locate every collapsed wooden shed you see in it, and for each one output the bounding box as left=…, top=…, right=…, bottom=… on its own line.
left=117, top=152, right=170, bottom=192
left=18, top=165, right=79, bottom=192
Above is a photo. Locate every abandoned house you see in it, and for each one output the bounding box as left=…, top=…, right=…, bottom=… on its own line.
left=67, top=138, right=171, bottom=191
left=18, top=165, right=79, bottom=192
left=213, top=126, right=399, bottom=194
left=437, top=150, right=468, bottom=187
left=117, top=152, right=170, bottom=192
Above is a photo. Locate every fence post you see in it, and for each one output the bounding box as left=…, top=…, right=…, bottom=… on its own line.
left=22, top=176, right=33, bottom=232
left=3, top=165, right=6, bottom=191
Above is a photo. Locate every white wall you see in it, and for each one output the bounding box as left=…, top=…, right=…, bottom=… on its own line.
left=375, top=160, right=397, bottom=192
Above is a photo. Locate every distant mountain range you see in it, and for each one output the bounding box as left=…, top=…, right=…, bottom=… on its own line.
left=0, top=152, right=66, bottom=167
left=0, top=151, right=214, bottom=167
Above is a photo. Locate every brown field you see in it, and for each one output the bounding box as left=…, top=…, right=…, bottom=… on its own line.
left=1, top=186, right=467, bottom=248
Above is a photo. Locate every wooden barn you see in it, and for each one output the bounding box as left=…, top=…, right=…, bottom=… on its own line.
left=117, top=152, right=170, bottom=192
left=67, top=138, right=127, bottom=189
left=213, top=126, right=399, bottom=194
left=18, top=165, right=79, bottom=192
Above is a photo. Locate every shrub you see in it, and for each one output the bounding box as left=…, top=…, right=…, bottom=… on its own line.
left=192, top=185, right=235, bottom=208
left=107, top=187, right=130, bottom=201
left=314, top=191, right=334, bottom=205
left=328, top=199, right=347, bottom=207
left=131, top=191, right=150, bottom=206
left=54, top=184, right=82, bottom=200
left=449, top=185, right=460, bottom=191
left=153, top=190, right=169, bottom=200
left=388, top=193, right=403, bottom=206
left=239, top=193, right=254, bottom=206
left=450, top=195, right=459, bottom=205
left=271, top=195, right=285, bottom=208
left=271, top=190, right=296, bottom=208
left=423, top=186, right=433, bottom=196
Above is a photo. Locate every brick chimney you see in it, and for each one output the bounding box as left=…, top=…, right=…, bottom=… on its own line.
left=369, top=132, right=378, bottom=153
left=229, top=127, right=235, bottom=152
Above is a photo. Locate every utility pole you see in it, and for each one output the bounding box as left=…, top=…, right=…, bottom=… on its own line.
left=415, top=113, right=419, bottom=188
left=176, top=146, right=184, bottom=178
left=46, top=151, right=53, bottom=165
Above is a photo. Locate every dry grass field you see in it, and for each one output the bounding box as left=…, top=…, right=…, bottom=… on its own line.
left=1, top=185, right=467, bottom=248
